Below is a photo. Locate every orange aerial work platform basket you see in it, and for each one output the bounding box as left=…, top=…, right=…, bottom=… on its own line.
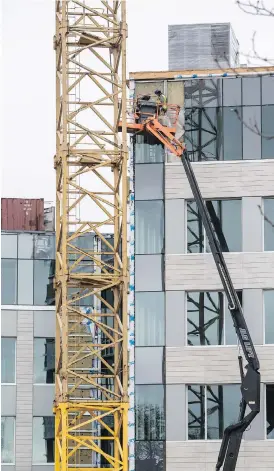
left=118, top=96, right=181, bottom=135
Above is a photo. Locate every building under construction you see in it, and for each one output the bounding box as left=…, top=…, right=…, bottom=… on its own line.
left=1, top=2, right=274, bottom=471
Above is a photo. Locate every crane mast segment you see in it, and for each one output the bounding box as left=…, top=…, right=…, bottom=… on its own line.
left=54, top=1, right=128, bottom=471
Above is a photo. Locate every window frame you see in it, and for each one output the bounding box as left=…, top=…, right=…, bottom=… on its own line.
left=185, top=198, right=243, bottom=254
left=1, top=337, right=16, bottom=385
left=33, top=337, right=55, bottom=385
left=1, top=416, right=16, bottom=464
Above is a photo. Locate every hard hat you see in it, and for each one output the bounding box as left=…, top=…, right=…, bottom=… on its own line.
left=154, top=89, right=162, bottom=95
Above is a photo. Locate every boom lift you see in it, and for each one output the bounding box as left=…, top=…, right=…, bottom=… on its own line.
left=120, top=99, right=261, bottom=471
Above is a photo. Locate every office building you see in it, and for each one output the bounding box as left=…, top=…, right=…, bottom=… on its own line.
left=130, top=69, right=274, bottom=470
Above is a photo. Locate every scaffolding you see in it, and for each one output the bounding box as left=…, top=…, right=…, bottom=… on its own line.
left=54, top=1, right=128, bottom=470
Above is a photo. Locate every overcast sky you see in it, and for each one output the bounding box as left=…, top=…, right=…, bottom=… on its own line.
left=2, top=0, right=273, bottom=203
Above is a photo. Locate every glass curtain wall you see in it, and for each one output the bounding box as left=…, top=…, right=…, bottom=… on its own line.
left=134, top=134, right=166, bottom=471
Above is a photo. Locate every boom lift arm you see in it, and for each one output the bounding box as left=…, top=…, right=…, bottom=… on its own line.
left=125, top=112, right=260, bottom=471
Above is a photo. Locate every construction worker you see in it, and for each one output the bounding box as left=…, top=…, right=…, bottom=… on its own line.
left=155, top=89, right=167, bottom=115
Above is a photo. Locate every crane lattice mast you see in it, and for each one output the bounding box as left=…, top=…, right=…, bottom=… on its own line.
left=54, top=1, right=128, bottom=470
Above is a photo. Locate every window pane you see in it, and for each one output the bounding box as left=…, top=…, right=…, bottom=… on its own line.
left=242, top=77, right=261, bottom=105
left=136, top=292, right=165, bottom=346
left=1, top=259, right=17, bottom=305
left=262, top=106, right=274, bottom=159
left=225, top=291, right=242, bottom=345
left=187, top=201, right=204, bottom=253
left=266, top=384, right=274, bottom=439
left=1, top=234, right=17, bottom=258
left=206, top=200, right=242, bottom=252
left=188, top=385, right=205, bottom=439
left=221, top=199, right=242, bottom=252
left=136, top=441, right=164, bottom=471
left=34, top=260, right=55, bottom=306
left=223, top=107, right=242, bottom=160
left=1, top=338, right=16, bottom=383
left=187, top=291, right=224, bottom=346
left=136, top=385, right=165, bottom=440
left=223, top=78, right=241, bottom=106
left=135, top=255, right=164, bottom=292
left=135, top=347, right=163, bottom=384
left=135, top=164, right=164, bottom=201
left=207, top=384, right=241, bottom=439
left=262, top=76, right=274, bottom=105
left=136, top=201, right=164, bottom=254
left=243, top=106, right=261, bottom=159
left=34, top=338, right=55, bottom=383
left=264, top=198, right=274, bottom=250
left=18, top=233, right=33, bottom=258
left=134, top=133, right=165, bottom=163
left=185, top=107, right=223, bottom=162
left=1, top=417, right=15, bottom=463
left=185, top=78, right=222, bottom=108
left=33, top=417, right=55, bottom=463
left=265, top=291, right=274, bottom=344
left=18, top=260, right=33, bottom=304
left=34, top=234, right=55, bottom=259
left=69, top=232, right=94, bottom=263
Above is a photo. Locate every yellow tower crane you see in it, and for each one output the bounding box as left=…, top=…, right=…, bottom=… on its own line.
left=54, top=1, right=128, bottom=471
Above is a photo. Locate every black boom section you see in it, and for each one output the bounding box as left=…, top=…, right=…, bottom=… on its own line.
left=180, top=149, right=260, bottom=471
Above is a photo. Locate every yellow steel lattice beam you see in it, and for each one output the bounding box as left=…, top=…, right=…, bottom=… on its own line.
left=54, top=1, right=128, bottom=470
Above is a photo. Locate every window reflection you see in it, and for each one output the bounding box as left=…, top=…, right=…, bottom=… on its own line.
left=262, top=106, right=274, bottom=159
left=187, top=201, right=204, bottom=253
left=187, top=199, right=242, bottom=253
left=34, top=260, right=55, bottom=306
left=185, top=79, right=222, bottom=108
left=264, top=198, right=274, bottom=251
left=188, top=385, right=205, bottom=439
left=34, top=234, right=55, bottom=259
left=1, top=338, right=16, bottom=383
left=136, top=292, right=165, bottom=346
left=188, top=384, right=241, bottom=440
left=264, top=290, right=274, bottom=344
left=33, top=417, right=55, bottom=463
left=134, top=134, right=164, bottom=164
left=34, top=338, right=55, bottom=384
left=266, top=384, right=274, bottom=439
left=136, top=201, right=164, bottom=254
left=207, top=385, right=241, bottom=439
left=225, top=291, right=242, bottom=345
left=1, top=417, right=15, bottom=463
left=136, top=441, right=164, bottom=471
left=223, top=107, right=242, bottom=160
left=1, top=259, right=17, bottom=305
left=187, top=292, right=224, bottom=346
left=185, top=107, right=223, bottom=161
left=136, top=385, right=165, bottom=440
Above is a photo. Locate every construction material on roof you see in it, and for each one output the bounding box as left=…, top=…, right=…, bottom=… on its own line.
left=168, top=23, right=239, bottom=70
left=129, top=66, right=274, bottom=81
